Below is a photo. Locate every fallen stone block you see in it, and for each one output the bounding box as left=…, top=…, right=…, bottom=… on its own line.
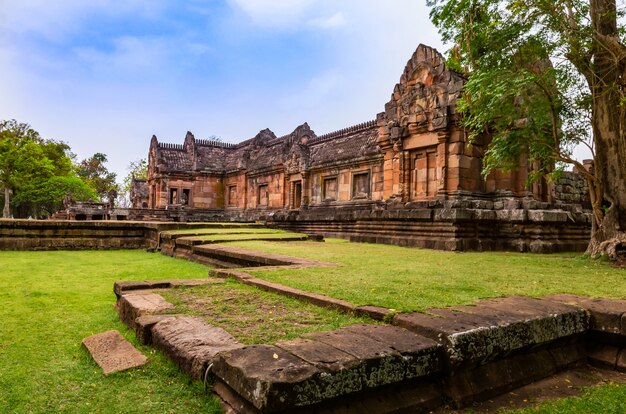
left=82, top=330, right=148, bottom=375
left=117, top=293, right=175, bottom=329
left=151, top=316, right=243, bottom=379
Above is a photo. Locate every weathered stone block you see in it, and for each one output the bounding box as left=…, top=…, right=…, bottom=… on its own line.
left=393, top=296, right=587, bottom=368
left=528, top=210, right=568, bottom=222
left=212, top=345, right=321, bottom=412
left=544, top=294, right=626, bottom=336
left=117, top=293, right=175, bottom=329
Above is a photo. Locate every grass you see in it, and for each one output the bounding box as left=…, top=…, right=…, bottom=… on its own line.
left=228, top=239, right=626, bottom=312
left=160, top=279, right=374, bottom=344
left=0, top=250, right=221, bottom=414
left=503, top=382, right=626, bottom=413
left=1, top=242, right=625, bottom=413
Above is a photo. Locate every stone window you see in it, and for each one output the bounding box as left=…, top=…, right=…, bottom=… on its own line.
left=181, top=189, right=190, bottom=205
left=228, top=185, right=237, bottom=206
left=258, top=184, right=269, bottom=207
left=352, top=172, right=370, bottom=199
left=323, top=177, right=338, bottom=201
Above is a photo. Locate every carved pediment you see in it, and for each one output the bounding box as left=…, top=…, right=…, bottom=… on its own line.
left=282, top=123, right=315, bottom=174
left=384, top=44, right=465, bottom=135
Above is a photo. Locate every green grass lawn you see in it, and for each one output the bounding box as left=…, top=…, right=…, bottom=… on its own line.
left=229, top=239, right=626, bottom=312
left=160, top=279, right=373, bottom=344
left=1, top=244, right=625, bottom=413
left=0, top=250, right=221, bottom=414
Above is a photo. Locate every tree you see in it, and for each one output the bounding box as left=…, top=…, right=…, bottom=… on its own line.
left=0, top=120, right=97, bottom=218
left=76, top=153, right=118, bottom=202
left=117, top=158, right=147, bottom=208
left=428, top=0, right=626, bottom=258
left=0, top=120, right=49, bottom=218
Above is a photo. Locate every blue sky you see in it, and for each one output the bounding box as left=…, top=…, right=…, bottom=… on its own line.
left=1, top=1, right=444, bottom=180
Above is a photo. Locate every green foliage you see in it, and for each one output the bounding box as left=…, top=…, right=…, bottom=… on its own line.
left=0, top=250, right=220, bottom=413
left=13, top=175, right=97, bottom=217
left=427, top=0, right=594, bottom=178
left=0, top=119, right=95, bottom=218
left=76, top=152, right=119, bottom=202
left=119, top=158, right=147, bottom=207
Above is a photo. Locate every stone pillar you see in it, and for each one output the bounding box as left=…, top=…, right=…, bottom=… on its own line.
left=301, top=172, right=309, bottom=207
left=288, top=181, right=294, bottom=209
left=401, top=150, right=411, bottom=202
left=437, top=133, right=448, bottom=198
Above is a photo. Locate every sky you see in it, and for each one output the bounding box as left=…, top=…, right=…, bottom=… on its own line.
left=0, top=1, right=445, bottom=181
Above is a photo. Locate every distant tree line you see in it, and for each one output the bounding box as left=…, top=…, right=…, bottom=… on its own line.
left=0, top=119, right=119, bottom=219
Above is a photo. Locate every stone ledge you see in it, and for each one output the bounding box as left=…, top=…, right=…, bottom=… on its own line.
left=393, top=296, right=588, bottom=368
left=212, top=324, right=442, bottom=413
left=544, top=294, right=626, bottom=336
left=114, top=278, right=224, bottom=298
left=151, top=316, right=243, bottom=379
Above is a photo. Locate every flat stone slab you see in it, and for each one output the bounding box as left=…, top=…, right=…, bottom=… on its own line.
left=117, top=293, right=175, bottom=329
left=393, top=296, right=588, bottom=367
left=114, top=278, right=223, bottom=297
left=151, top=316, right=243, bottom=379
left=82, top=330, right=147, bottom=375
left=212, top=324, right=441, bottom=412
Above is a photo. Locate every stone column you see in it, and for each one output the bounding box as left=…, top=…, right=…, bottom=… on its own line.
left=288, top=181, right=294, bottom=209
left=437, top=133, right=448, bottom=199
left=401, top=150, right=411, bottom=202
left=301, top=172, right=309, bottom=207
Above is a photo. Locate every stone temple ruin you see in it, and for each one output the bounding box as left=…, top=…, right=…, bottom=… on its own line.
left=132, top=44, right=591, bottom=252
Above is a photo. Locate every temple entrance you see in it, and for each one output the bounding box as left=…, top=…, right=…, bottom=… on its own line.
left=294, top=182, right=302, bottom=208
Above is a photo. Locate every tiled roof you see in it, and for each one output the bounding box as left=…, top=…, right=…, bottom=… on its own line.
left=153, top=120, right=380, bottom=175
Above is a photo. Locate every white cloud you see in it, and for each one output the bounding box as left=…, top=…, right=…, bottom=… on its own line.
left=73, top=36, right=169, bottom=73
left=228, top=0, right=317, bottom=27
left=307, top=12, right=346, bottom=30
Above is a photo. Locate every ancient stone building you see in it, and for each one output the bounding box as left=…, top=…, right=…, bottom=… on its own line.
left=146, top=44, right=591, bottom=252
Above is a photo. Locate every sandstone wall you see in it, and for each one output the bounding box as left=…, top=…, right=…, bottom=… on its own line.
left=553, top=171, right=590, bottom=207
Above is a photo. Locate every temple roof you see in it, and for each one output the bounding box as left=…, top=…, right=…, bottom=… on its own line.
left=150, top=120, right=380, bottom=175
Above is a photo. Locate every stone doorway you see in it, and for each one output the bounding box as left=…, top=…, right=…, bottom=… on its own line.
left=294, top=182, right=302, bottom=208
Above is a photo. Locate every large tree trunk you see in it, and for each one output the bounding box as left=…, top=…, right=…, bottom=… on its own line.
left=2, top=186, right=10, bottom=218
left=585, top=0, right=626, bottom=258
